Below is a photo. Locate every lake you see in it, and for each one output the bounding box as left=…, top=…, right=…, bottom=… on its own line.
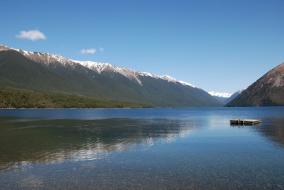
left=0, top=107, right=284, bottom=190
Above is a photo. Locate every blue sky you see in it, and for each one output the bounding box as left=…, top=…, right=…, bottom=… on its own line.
left=1, top=0, right=284, bottom=93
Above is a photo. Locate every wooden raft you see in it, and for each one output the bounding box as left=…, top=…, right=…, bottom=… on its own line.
left=230, top=119, right=261, bottom=125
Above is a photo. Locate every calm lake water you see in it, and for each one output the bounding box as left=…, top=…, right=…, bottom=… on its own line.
left=0, top=107, right=284, bottom=190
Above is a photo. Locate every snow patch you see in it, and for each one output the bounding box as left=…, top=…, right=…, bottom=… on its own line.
left=138, top=72, right=159, bottom=78
left=209, top=91, right=232, bottom=98
left=178, top=81, right=196, bottom=88
left=72, top=60, right=143, bottom=85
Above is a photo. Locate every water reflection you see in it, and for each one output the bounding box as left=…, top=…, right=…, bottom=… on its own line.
left=1, top=108, right=284, bottom=190
left=0, top=118, right=198, bottom=170
left=255, top=118, right=284, bottom=147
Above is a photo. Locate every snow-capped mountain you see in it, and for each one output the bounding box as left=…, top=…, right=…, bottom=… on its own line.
left=0, top=44, right=196, bottom=88
left=0, top=44, right=221, bottom=107
left=208, top=91, right=232, bottom=98
left=0, top=44, right=71, bottom=65
left=209, top=90, right=243, bottom=105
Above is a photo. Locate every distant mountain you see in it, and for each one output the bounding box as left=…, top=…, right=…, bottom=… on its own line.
left=212, top=96, right=228, bottom=105
left=0, top=45, right=221, bottom=107
left=225, top=91, right=242, bottom=104
left=227, top=63, right=284, bottom=106
left=209, top=91, right=233, bottom=105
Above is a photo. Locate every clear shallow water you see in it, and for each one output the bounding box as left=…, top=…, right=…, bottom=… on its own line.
left=0, top=107, right=284, bottom=190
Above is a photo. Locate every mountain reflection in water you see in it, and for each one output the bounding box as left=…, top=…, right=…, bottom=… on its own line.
left=0, top=118, right=198, bottom=170
left=254, top=118, right=284, bottom=147
left=1, top=108, right=284, bottom=190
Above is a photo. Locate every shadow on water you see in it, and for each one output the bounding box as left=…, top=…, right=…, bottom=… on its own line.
left=0, top=117, right=199, bottom=170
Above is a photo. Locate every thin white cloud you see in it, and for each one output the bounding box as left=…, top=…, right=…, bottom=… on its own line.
left=209, top=91, right=232, bottom=98
left=16, top=30, right=46, bottom=41
left=99, top=47, right=104, bottom=52
left=80, top=48, right=97, bottom=55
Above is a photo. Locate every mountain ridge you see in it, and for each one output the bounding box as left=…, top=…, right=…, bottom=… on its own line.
left=0, top=44, right=221, bottom=107
left=0, top=44, right=196, bottom=88
left=227, top=63, right=284, bottom=106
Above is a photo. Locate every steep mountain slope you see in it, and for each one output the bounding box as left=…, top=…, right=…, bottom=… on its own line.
left=0, top=45, right=221, bottom=107
left=227, top=63, right=284, bottom=106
